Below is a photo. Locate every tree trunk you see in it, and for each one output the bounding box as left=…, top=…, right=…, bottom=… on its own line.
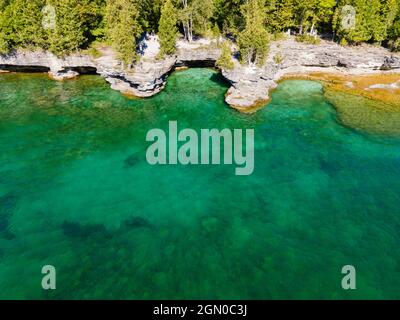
left=181, top=0, right=191, bottom=42
left=310, top=22, right=315, bottom=35
left=188, top=13, right=193, bottom=42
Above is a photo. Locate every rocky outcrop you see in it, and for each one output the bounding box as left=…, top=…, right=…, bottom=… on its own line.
left=1, top=37, right=399, bottom=113
left=0, top=39, right=221, bottom=99
left=105, top=56, right=176, bottom=97
left=222, top=63, right=278, bottom=110
left=221, top=38, right=400, bottom=111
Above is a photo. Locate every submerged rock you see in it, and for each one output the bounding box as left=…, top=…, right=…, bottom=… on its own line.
left=124, top=153, right=142, bottom=168
left=49, top=69, right=80, bottom=81
left=61, top=220, right=112, bottom=240
left=124, top=216, right=153, bottom=230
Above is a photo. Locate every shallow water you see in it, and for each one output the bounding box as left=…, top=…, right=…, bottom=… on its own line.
left=0, top=69, right=400, bottom=299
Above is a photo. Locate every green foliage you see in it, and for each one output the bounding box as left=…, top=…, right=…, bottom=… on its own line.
left=213, top=0, right=246, bottom=34
left=0, top=0, right=399, bottom=58
left=216, top=41, right=234, bottom=70
left=0, top=0, right=47, bottom=53
left=273, top=53, right=284, bottom=64
left=340, top=37, right=348, bottom=46
left=136, top=0, right=163, bottom=32
left=333, top=0, right=399, bottom=44
left=178, top=0, right=215, bottom=41
left=158, top=0, right=178, bottom=56
left=237, top=0, right=270, bottom=66
left=388, top=1, right=400, bottom=50
left=211, top=24, right=221, bottom=39
left=272, top=32, right=288, bottom=41
left=48, top=0, right=85, bottom=56
left=295, top=34, right=321, bottom=45
left=105, top=0, right=142, bottom=66
left=265, top=0, right=294, bottom=33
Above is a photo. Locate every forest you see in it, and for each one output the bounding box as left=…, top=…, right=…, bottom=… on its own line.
left=0, top=0, right=399, bottom=67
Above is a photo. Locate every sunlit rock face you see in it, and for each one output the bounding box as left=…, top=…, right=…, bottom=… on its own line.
left=221, top=38, right=400, bottom=111
left=1, top=37, right=399, bottom=111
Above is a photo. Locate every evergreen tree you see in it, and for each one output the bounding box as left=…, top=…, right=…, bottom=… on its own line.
left=48, top=0, right=86, bottom=56
left=333, top=0, right=385, bottom=44
left=213, top=0, right=246, bottom=34
left=216, top=41, right=234, bottom=70
left=0, top=0, right=47, bottom=52
left=388, top=0, right=400, bottom=50
left=159, top=0, right=178, bottom=56
left=291, top=0, right=335, bottom=35
left=179, top=0, right=214, bottom=41
left=192, top=0, right=214, bottom=36
left=0, top=1, right=12, bottom=53
left=0, top=0, right=399, bottom=56
left=265, top=0, right=295, bottom=33
left=373, top=0, right=398, bottom=43
left=135, top=0, right=164, bottom=32
left=105, top=0, right=142, bottom=66
left=237, top=0, right=270, bottom=66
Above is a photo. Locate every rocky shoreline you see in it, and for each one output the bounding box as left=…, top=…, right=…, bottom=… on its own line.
left=223, top=38, right=400, bottom=112
left=1, top=37, right=400, bottom=112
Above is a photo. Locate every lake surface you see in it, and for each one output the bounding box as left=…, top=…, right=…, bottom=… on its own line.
left=0, top=69, right=400, bottom=299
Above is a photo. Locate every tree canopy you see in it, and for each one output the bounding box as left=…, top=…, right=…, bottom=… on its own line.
left=0, top=0, right=399, bottom=63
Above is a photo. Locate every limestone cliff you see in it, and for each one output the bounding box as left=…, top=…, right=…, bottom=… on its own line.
left=1, top=37, right=399, bottom=113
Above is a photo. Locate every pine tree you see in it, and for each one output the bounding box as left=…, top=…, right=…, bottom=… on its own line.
left=179, top=0, right=215, bottom=41
left=0, top=0, right=399, bottom=56
left=265, top=0, right=295, bottom=33
left=237, top=0, right=270, bottom=66
left=0, top=0, right=47, bottom=52
left=213, top=0, right=246, bottom=34
left=158, top=0, right=178, bottom=56
left=388, top=0, right=400, bottom=50
left=216, top=41, right=234, bottom=70
left=373, top=0, right=398, bottom=43
left=105, top=0, right=142, bottom=67
left=48, top=0, right=87, bottom=56
left=192, top=0, right=214, bottom=36
left=333, top=0, right=383, bottom=44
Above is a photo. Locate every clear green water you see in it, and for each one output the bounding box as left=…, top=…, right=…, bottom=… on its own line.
left=1, top=69, right=400, bottom=299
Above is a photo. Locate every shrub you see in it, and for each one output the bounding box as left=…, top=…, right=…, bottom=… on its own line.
left=340, top=38, right=348, bottom=46
left=272, top=32, right=287, bottom=41
left=216, top=41, right=234, bottom=70
left=273, top=53, right=284, bottom=65
left=389, top=38, right=400, bottom=52
left=295, top=34, right=321, bottom=45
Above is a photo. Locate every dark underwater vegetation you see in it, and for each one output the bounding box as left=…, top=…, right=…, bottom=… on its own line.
left=0, top=69, right=400, bottom=299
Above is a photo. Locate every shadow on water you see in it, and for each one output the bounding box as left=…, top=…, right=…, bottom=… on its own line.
left=209, top=72, right=230, bottom=88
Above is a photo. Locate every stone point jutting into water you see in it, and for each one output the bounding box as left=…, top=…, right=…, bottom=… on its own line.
left=1, top=36, right=399, bottom=112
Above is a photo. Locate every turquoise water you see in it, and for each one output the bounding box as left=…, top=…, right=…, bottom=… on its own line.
left=0, top=69, right=400, bottom=299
